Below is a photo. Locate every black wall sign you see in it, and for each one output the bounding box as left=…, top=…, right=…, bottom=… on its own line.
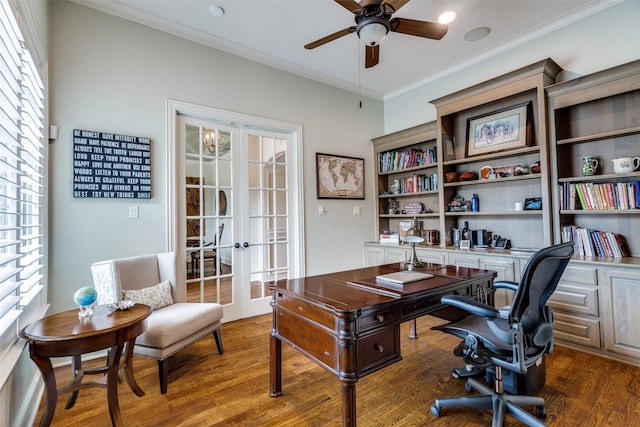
left=73, top=129, right=152, bottom=199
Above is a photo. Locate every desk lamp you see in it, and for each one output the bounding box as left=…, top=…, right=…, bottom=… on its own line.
left=404, top=219, right=425, bottom=269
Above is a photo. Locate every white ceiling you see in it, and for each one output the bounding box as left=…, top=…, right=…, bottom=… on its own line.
left=71, top=0, right=620, bottom=100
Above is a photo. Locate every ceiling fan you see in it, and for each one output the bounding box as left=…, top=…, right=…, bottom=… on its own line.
left=304, top=0, right=448, bottom=68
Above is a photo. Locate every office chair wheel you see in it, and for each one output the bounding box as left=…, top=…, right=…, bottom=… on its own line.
left=536, top=405, right=547, bottom=419
left=430, top=404, right=441, bottom=417
left=465, top=382, right=474, bottom=393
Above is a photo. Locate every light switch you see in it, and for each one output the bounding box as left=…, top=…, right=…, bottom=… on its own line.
left=129, top=205, right=139, bottom=218
left=353, top=206, right=361, bottom=215
left=319, top=206, right=326, bottom=215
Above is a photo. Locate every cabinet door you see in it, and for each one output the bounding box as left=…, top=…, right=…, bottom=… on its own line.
left=448, top=253, right=479, bottom=269
left=480, top=256, right=517, bottom=308
left=415, top=248, right=447, bottom=264
left=600, top=268, right=640, bottom=360
left=385, top=247, right=408, bottom=264
left=363, top=245, right=386, bottom=267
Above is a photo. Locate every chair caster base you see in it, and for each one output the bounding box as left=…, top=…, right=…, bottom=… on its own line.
left=430, top=404, right=441, bottom=417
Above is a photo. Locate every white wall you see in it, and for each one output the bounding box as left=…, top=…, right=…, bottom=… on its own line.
left=384, top=1, right=640, bottom=133
left=48, top=1, right=383, bottom=315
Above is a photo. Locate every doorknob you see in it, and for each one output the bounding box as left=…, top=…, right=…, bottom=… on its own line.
left=243, top=242, right=249, bottom=248
left=235, top=242, right=250, bottom=248
left=234, top=242, right=240, bottom=249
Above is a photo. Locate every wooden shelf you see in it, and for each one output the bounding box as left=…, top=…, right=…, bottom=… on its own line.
left=445, top=210, right=542, bottom=217
left=379, top=190, right=438, bottom=198
left=556, top=126, right=640, bottom=146
left=378, top=162, right=438, bottom=176
left=444, top=174, right=540, bottom=188
left=443, top=146, right=540, bottom=166
left=559, top=172, right=640, bottom=183
left=380, top=213, right=439, bottom=218
left=560, top=209, right=639, bottom=215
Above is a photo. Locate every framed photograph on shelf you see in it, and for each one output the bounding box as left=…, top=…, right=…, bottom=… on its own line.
left=466, top=102, right=532, bottom=157
left=316, top=153, right=365, bottom=199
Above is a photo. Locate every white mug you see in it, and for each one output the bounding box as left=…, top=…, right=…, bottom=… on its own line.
left=612, top=157, right=640, bottom=174
left=514, top=202, right=524, bottom=211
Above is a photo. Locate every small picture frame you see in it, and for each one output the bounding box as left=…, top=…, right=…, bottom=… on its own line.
left=466, top=102, right=532, bottom=157
left=460, top=240, right=471, bottom=250
left=524, top=197, right=542, bottom=210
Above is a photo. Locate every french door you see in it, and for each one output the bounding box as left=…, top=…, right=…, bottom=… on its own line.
left=169, top=101, right=304, bottom=322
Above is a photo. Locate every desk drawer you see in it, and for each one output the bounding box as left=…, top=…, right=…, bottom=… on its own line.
left=275, top=292, right=337, bottom=330
left=358, top=326, right=401, bottom=376
left=358, top=305, right=397, bottom=332
left=275, top=307, right=340, bottom=372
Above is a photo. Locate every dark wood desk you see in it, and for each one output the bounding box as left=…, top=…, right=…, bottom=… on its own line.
left=269, top=263, right=496, bottom=427
left=20, top=304, right=152, bottom=427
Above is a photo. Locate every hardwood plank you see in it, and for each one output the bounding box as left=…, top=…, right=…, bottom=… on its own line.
left=34, top=314, right=640, bottom=426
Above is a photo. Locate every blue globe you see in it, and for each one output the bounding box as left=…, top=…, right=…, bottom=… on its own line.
left=74, top=286, right=97, bottom=307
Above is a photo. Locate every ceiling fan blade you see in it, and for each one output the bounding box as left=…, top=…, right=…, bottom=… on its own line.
left=384, top=0, right=410, bottom=12
left=390, top=17, right=448, bottom=40
left=365, top=45, right=379, bottom=68
left=334, top=0, right=365, bottom=13
left=305, top=27, right=356, bottom=50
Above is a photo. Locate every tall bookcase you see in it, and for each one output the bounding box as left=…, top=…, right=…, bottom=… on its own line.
left=372, top=122, right=439, bottom=241
left=431, top=59, right=562, bottom=249
left=547, top=59, right=640, bottom=257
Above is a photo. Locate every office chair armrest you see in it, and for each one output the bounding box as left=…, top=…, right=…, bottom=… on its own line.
left=493, top=281, right=518, bottom=292
left=441, top=295, right=500, bottom=319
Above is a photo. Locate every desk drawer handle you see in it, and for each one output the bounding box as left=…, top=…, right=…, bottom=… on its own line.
left=375, top=314, right=384, bottom=323
left=374, top=343, right=384, bottom=353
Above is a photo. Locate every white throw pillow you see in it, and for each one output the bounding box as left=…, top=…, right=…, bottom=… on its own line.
left=122, top=280, right=174, bottom=310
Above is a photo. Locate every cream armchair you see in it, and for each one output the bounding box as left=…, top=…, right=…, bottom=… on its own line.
left=91, top=252, right=223, bottom=394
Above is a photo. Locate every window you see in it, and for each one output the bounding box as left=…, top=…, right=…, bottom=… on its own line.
left=0, top=0, right=45, bottom=362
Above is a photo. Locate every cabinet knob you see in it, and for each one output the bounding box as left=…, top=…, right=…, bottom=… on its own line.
left=375, top=314, right=384, bottom=323
left=374, top=343, right=384, bottom=353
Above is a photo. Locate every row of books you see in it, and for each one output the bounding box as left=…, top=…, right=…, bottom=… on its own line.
left=378, top=147, right=437, bottom=173
left=560, top=181, right=640, bottom=210
left=389, top=173, right=438, bottom=194
left=561, top=225, right=628, bottom=257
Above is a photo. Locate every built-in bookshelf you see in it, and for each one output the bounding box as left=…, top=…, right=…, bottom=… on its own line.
left=372, top=122, right=439, bottom=237
left=548, top=59, right=640, bottom=257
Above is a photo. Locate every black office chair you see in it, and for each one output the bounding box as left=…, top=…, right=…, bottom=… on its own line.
left=430, top=241, right=574, bottom=427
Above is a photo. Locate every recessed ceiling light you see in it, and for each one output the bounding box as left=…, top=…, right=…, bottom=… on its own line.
left=438, top=11, right=456, bottom=25
left=209, top=5, right=225, bottom=17
left=465, top=26, right=491, bottom=41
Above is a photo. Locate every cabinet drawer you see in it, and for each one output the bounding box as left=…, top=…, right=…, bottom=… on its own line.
left=552, top=311, right=601, bottom=349
left=548, top=283, right=599, bottom=316
left=560, top=264, right=597, bottom=286
left=275, top=292, right=337, bottom=330
left=358, top=326, right=401, bottom=376
left=359, top=305, right=397, bottom=332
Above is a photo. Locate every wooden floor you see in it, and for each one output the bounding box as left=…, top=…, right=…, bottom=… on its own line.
left=35, top=314, right=640, bottom=426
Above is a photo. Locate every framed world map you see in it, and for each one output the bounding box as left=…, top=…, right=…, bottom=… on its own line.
left=316, top=153, right=365, bottom=199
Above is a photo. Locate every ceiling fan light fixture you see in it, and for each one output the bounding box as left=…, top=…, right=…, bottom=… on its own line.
left=357, top=18, right=389, bottom=47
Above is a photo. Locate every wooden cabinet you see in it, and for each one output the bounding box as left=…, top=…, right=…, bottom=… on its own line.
left=547, top=59, right=640, bottom=257
left=367, top=59, right=640, bottom=367
left=431, top=59, right=561, bottom=250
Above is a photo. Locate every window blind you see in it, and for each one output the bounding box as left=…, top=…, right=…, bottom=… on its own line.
left=0, top=0, right=45, bottom=353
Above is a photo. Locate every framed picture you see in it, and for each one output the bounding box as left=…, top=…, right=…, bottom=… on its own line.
left=316, top=153, right=365, bottom=199
left=524, top=197, right=542, bottom=210
left=466, top=102, right=532, bottom=157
